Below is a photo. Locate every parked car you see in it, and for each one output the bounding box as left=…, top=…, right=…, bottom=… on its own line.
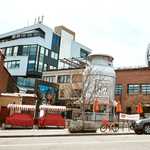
left=38, top=114, right=65, bottom=128
left=132, top=117, right=150, bottom=134
left=4, top=113, right=34, bottom=128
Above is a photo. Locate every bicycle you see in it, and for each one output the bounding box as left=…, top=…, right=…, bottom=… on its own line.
left=100, top=119, right=119, bottom=133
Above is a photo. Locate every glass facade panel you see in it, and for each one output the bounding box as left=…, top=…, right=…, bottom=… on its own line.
left=45, top=49, right=48, bottom=56
left=28, top=60, right=35, bottom=71
left=51, top=33, right=61, bottom=52
left=43, top=64, right=47, bottom=71
left=29, top=45, right=37, bottom=60
left=80, top=48, right=89, bottom=58
left=13, top=46, right=18, bottom=56
left=17, top=77, right=35, bottom=88
left=38, top=46, right=45, bottom=72
left=51, top=51, right=58, bottom=60
left=35, top=45, right=40, bottom=71
left=6, top=47, right=12, bottom=56
left=22, top=45, right=30, bottom=56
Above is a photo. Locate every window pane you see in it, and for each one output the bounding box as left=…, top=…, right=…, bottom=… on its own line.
left=51, top=51, right=58, bottom=60
left=40, top=47, right=45, bottom=54
left=115, top=84, right=123, bottom=95
left=28, top=60, right=35, bottom=71
left=58, top=75, right=70, bottom=83
left=5, top=60, right=20, bottom=69
left=141, top=84, right=150, bottom=94
left=45, top=49, right=49, bottom=56
left=128, top=84, right=140, bottom=94
left=17, top=77, right=35, bottom=88
left=22, top=45, right=30, bottom=56
left=80, top=48, right=90, bottom=58
left=6, top=47, right=12, bottom=56
left=13, top=46, right=18, bottom=56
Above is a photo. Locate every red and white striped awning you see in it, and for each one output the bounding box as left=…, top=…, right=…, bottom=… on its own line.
left=7, top=104, right=36, bottom=111
left=39, top=105, right=66, bottom=112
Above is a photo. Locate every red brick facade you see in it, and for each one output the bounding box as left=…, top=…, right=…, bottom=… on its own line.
left=0, top=50, right=19, bottom=93
left=115, top=67, right=150, bottom=116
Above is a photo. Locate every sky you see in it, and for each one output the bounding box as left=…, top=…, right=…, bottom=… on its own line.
left=0, top=0, right=150, bottom=68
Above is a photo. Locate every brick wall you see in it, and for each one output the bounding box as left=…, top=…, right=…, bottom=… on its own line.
left=115, top=67, right=150, bottom=113
left=0, top=50, right=18, bottom=93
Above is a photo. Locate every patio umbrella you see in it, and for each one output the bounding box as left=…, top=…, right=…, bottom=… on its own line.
left=136, top=102, right=143, bottom=114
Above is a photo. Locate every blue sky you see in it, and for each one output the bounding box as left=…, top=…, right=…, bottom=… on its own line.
left=0, top=0, right=150, bottom=67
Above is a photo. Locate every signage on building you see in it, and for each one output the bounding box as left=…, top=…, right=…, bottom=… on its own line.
left=119, top=113, right=140, bottom=121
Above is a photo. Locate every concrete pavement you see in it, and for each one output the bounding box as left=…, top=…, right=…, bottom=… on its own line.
left=0, top=128, right=135, bottom=138
left=0, top=134, right=149, bottom=150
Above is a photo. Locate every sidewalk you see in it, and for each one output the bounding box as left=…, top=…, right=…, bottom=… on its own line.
left=0, top=128, right=135, bottom=138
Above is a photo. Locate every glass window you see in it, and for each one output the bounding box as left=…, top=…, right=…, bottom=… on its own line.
left=28, top=60, right=35, bottom=71
left=6, top=47, right=12, bottom=56
left=115, top=84, right=123, bottom=95
left=80, top=48, right=90, bottom=58
left=43, top=64, right=47, bottom=71
left=29, top=45, right=36, bottom=55
left=141, top=84, right=150, bottom=95
left=35, top=45, right=40, bottom=71
left=128, top=84, right=140, bottom=94
left=49, top=65, right=57, bottom=70
left=49, top=76, right=55, bottom=83
left=22, top=45, right=30, bottom=56
left=38, top=47, right=45, bottom=72
left=51, top=51, right=58, bottom=60
left=29, top=45, right=37, bottom=60
left=45, top=49, right=49, bottom=56
left=5, top=60, right=20, bottom=69
left=38, top=62, right=43, bottom=72
left=51, top=33, right=61, bottom=51
left=13, top=46, right=18, bottom=56
left=40, top=47, right=45, bottom=54
left=58, top=75, right=70, bottom=83
left=17, top=77, right=35, bottom=88
left=7, top=61, right=11, bottom=68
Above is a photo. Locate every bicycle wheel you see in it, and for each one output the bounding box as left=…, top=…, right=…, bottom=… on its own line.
left=100, top=125, right=107, bottom=132
left=111, top=123, right=119, bottom=132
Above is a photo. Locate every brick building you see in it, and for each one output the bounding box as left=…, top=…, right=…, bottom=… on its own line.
left=115, top=67, right=150, bottom=117
left=0, top=50, right=19, bottom=93
left=43, top=62, right=150, bottom=118
left=0, top=50, right=19, bottom=124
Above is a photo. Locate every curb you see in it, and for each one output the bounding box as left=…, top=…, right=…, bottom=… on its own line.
left=0, top=132, right=135, bottom=138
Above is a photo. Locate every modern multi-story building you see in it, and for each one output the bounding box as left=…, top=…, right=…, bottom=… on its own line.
left=0, top=22, right=92, bottom=92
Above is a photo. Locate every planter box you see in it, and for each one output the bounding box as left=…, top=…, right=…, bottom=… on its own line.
left=68, top=120, right=97, bottom=133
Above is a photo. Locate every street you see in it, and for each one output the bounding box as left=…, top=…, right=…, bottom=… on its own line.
left=0, top=135, right=150, bottom=150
